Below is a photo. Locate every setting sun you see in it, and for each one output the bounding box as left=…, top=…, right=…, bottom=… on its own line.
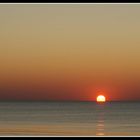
left=96, top=95, right=106, bottom=103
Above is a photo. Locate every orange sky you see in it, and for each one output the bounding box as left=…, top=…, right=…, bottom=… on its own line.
left=0, top=4, right=140, bottom=101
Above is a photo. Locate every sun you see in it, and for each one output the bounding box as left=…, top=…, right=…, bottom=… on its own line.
left=96, top=95, right=106, bottom=103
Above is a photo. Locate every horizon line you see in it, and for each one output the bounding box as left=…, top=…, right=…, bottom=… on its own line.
left=0, top=100, right=139, bottom=102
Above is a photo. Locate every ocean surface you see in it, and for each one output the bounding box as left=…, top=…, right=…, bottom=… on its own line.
left=0, top=101, right=139, bottom=136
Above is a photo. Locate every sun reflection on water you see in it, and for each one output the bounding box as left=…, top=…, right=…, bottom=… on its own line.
left=96, top=103, right=105, bottom=136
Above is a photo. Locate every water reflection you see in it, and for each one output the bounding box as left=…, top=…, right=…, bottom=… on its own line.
left=96, top=103, right=105, bottom=136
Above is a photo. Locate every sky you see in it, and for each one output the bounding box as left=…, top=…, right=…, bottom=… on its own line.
left=0, top=4, right=140, bottom=101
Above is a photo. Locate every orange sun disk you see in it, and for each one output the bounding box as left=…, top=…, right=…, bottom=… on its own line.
left=96, top=95, right=106, bottom=102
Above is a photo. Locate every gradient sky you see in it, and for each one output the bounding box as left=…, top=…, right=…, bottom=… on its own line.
left=1, top=4, right=140, bottom=101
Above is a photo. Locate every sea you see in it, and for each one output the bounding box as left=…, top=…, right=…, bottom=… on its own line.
left=0, top=101, right=139, bottom=136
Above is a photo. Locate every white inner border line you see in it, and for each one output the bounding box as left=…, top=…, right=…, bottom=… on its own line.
left=0, top=3, right=140, bottom=4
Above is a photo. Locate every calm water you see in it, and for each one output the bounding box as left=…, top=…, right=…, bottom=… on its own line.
left=0, top=101, right=139, bottom=136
